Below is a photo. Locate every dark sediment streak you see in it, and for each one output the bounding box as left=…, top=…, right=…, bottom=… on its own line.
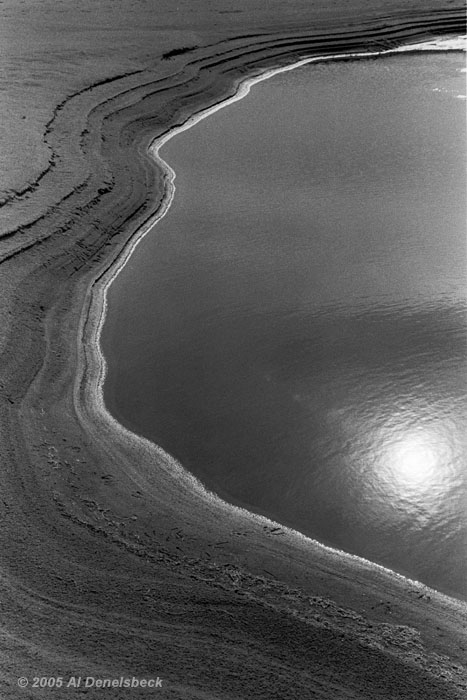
left=0, top=4, right=466, bottom=698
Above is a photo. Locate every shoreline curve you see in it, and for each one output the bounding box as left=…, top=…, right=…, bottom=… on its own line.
left=1, top=8, right=466, bottom=698
left=94, top=38, right=466, bottom=601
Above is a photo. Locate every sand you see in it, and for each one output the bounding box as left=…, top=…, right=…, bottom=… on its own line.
left=0, top=1, right=466, bottom=698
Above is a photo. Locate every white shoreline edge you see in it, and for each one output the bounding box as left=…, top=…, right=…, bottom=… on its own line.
left=75, top=35, right=467, bottom=607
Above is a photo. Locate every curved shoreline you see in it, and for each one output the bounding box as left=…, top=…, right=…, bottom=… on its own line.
left=1, top=9, right=467, bottom=698
left=94, top=38, right=466, bottom=600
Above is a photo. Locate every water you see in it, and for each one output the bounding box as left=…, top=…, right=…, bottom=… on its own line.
left=102, top=52, right=467, bottom=599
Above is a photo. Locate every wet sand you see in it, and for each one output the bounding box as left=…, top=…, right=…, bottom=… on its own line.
left=0, top=1, right=466, bottom=698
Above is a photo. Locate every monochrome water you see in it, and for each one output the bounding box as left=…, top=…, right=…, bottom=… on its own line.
left=102, top=52, right=467, bottom=599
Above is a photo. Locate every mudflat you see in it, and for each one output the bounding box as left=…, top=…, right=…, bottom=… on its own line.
left=0, top=1, right=465, bottom=698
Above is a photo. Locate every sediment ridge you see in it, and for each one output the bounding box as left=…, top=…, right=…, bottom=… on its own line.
left=0, top=3, right=466, bottom=698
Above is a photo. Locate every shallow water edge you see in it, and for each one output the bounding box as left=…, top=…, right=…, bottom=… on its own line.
left=97, top=36, right=466, bottom=600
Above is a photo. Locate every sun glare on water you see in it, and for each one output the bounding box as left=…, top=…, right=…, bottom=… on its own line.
left=385, top=430, right=442, bottom=487
left=375, top=420, right=458, bottom=509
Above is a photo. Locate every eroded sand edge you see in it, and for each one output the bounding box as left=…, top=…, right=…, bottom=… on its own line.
left=0, top=4, right=466, bottom=698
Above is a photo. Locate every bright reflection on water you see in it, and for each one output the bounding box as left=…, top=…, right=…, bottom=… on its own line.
left=369, top=418, right=462, bottom=516
left=103, top=52, right=467, bottom=599
left=382, top=426, right=450, bottom=492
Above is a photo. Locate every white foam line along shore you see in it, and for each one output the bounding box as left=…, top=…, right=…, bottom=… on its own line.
left=79, top=36, right=467, bottom=603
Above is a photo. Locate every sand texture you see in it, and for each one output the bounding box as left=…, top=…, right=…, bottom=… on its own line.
left=0, top=1, right=466, bottom=698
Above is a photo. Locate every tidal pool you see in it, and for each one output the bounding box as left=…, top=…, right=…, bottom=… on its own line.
left=102, top=51, right=467, bottom=599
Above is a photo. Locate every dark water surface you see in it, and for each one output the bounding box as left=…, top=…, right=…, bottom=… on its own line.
left=102, top=53, right=467, bottom=599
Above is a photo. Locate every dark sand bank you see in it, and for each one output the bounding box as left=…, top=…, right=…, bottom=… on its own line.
left=0, top=1, right=466, bottom=698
